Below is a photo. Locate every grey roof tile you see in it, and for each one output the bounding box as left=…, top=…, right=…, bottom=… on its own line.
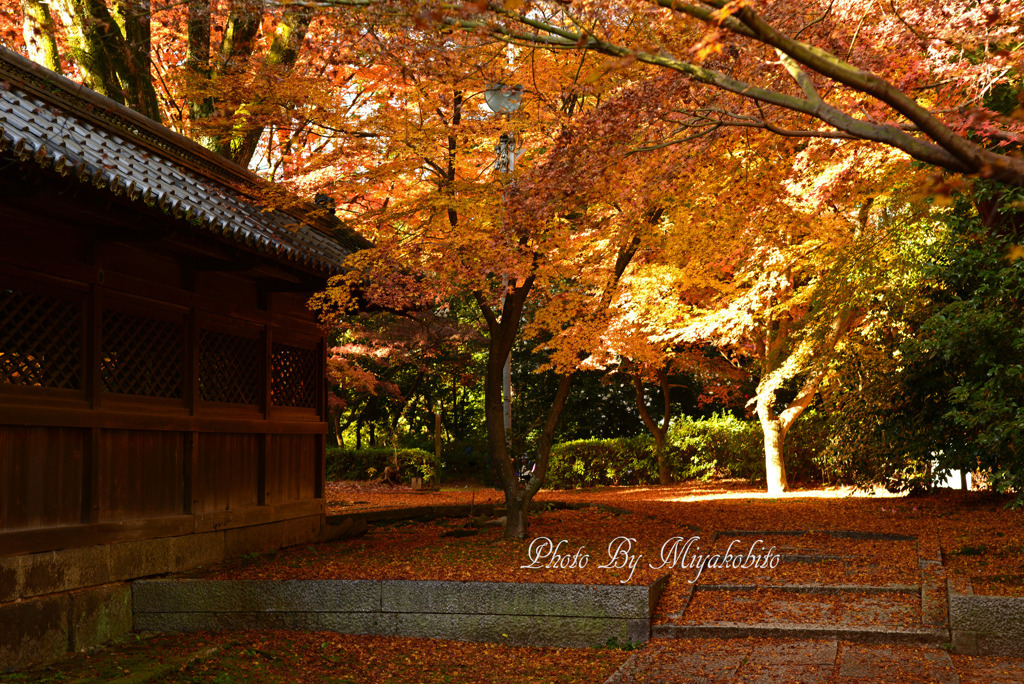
left=0, top=47, right=370, bottom=275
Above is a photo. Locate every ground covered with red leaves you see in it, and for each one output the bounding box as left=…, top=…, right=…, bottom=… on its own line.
left=0, top=631, right=628, bottom=683
left=244, top=480, right=1024, bottom=596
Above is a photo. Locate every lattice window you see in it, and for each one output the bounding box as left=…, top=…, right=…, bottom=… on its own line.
left=0, top=288, right=82, bottom=389
left=199, top=329, right=260, bottom=404
left=271, top=343, right=317, bottom=408
left=101, top=310, right=184, bottom=398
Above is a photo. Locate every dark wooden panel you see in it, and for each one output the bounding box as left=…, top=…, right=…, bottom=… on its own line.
left=95, top=429, right=184, bottom=522
left=196, top=272, right=258, bottom=312
left=0, top=426, right=84, bottom=531
left=0, top=515, right=193, bottom=556
left=0, top=405, right=327, bottom=433
left=100, top=242, right=183, bottom=292
left=194, top=433, right=259, bottom=514
left=193, top=499, right=322, bottom=533
left=266, top=434, right=317, bottom=505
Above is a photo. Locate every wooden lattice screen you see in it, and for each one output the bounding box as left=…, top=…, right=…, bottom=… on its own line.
left=198, top=329, right=260, bottom=404
left=101, top=310, right=184, bottom=398
left=0, top=287, right=82, bottom=389
left=270, top=343, right=317, bottom=408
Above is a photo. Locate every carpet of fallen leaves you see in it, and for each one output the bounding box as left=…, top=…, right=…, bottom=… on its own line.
left=0, top=631, right=628, bottom=683
left=680, top=587, right=921, bottom=628
left=226, top=480, right=1024, bottom=596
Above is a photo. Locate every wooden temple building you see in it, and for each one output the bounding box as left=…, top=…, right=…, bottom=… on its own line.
left=0, top=47, right=369, bottom=669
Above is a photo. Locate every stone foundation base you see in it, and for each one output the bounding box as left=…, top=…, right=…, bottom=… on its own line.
left=0, top=514, right=323, bottom=672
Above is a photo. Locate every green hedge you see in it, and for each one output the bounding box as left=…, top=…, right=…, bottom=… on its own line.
left=326, top=447, right=441, bottom=483
left=545, top=436, right=696, bottom=488
left=545, top=411, right=830, bottom=489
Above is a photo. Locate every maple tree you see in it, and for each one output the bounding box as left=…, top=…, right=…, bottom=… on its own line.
left=302, top=18, right=672, bottom=537
left=8, top=0, right=1022, bottom=511
left=436, top=0, right=1024, bottom=186
left=2, top=0, right=359, bottom=167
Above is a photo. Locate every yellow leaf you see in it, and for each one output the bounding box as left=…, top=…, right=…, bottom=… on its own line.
left=1007, top=245, right=1024, bottom=261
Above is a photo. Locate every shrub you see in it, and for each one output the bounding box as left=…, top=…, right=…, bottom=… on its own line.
left=545, top=436, right=663, bottom=488
left=545, top=412, right=831, bottom=490
left=326, top=446, right=441, bottom=483
left=669, top=412, right=762, bottom=480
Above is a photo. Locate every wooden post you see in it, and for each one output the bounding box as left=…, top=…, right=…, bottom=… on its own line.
left=82, top=280, right=103, bottom=524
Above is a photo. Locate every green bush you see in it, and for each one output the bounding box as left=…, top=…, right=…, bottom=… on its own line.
left=326, top=446, right=441, bottom=483
left=545, top=411, right=831, bottom=489
left=546, top=436, right=664, bottom=488
left=669, top=412, right=762, bottom=480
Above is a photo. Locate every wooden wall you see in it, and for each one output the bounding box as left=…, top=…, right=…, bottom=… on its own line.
left=0, top=206, right=328, bottom=554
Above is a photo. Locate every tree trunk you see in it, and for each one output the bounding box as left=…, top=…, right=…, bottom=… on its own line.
left=759, top=412, right=789, bottom=496
left=22, top=0, right=62, bottom=73
left=633, top=372, right=672, bottom=485
left=504, top=491, right=529, bottom=539
left=655, top=432, right=670, bottom=486
left=333, top=412, right=344, bottom=447
left=434, top=409, right=442, bottom=465
left=477, top=278, right=537, bottom=540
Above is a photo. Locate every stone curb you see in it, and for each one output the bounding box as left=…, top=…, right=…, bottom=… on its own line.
left=694, top=583, right=920, bottom=595
left=652, top=622, right=949, bottom=644
left=133, top=574, right=670, bottom=649
left=948, top=577, right=1024, bottom=657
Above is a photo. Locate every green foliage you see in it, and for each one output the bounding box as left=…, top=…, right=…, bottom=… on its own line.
left=669, top=412, right=762, bottom=481
left=326, top=447, right=442, bottom=483
left=825, top=179, right=1024, bottom=498
left=545, top=436, right=668, bottom=488
left=546, top=412, right=829, bottom=489
left=670, top=412, right=827, bottom=484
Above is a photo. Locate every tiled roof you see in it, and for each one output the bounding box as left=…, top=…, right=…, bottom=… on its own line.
left=0, top=47, right=371, bottom=276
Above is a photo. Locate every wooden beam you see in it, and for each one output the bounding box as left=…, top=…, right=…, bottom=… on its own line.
left=0, top=405, right=326, bottom=433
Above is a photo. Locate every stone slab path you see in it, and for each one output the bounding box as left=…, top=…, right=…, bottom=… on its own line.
left=605, top=638, right=1024, bottom=683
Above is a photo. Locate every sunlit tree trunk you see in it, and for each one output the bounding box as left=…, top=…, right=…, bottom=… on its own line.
left=55, top=0, right=159, bottom=119
left=755, top=307, right=858, bottom=495
left=21, top=0, right=62, bottom=73
left=757, top=401, right=790, bottom=495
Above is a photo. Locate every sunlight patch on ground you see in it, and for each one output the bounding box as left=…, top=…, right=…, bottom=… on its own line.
left=657, top=485, right=903, bottom=503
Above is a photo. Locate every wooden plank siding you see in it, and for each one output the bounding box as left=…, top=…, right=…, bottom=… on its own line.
left=0, top=213, right=329, bottom=555
left=0, top=426, right=84, bottom=531
left=267, top=435, right=318, bottom=506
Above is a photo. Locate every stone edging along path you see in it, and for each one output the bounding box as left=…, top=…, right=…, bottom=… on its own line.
left=132, top=503, right=1024, bottom=656
left=133, top=576, right=671, bottom=649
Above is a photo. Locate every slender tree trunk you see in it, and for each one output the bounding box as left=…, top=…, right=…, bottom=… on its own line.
left=655, top=433, right=669, bottom=485
left=22, top=0, right=62, bottom=73
left=758, top=406, right=789, bottom=495
left=334, top=412, right=344, bottom=447
left=633, top=372, right=672, bottom=485
left=227, top=6, right=314, bottom=166
left=434, top=409, right=442, bottom=465
left=478, top=278, right=535, bottom=539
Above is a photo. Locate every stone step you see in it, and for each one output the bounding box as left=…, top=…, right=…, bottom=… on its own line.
left=653, top=621, right=949, bottom=644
